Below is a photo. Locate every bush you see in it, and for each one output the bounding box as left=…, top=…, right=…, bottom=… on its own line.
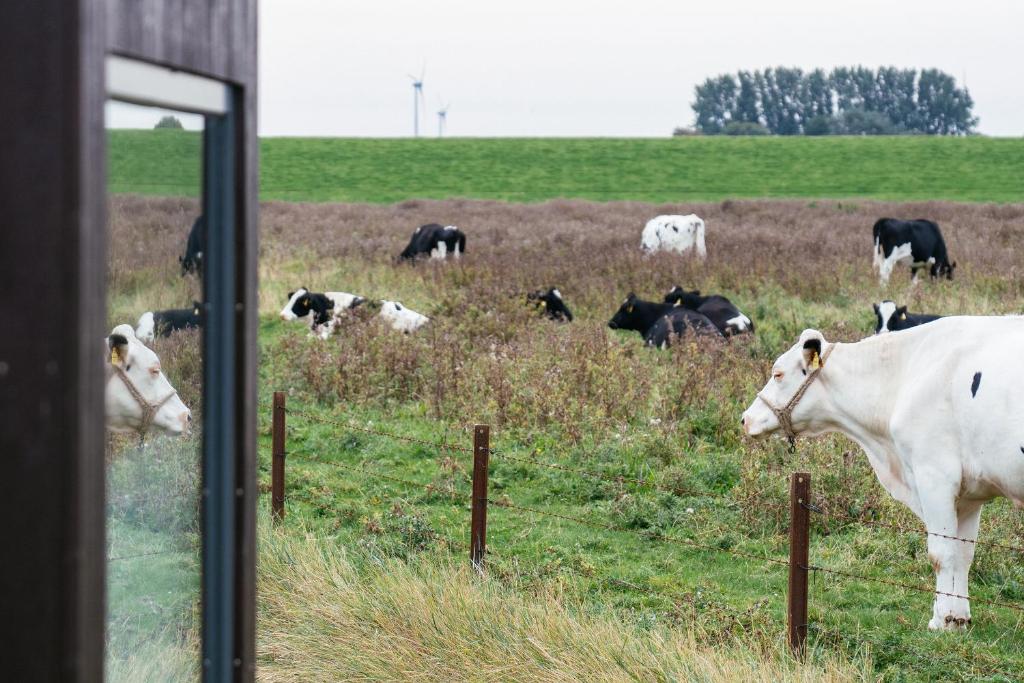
left=833, top=108, right=897, bottom=135
left=803, top=115, right=833, bottom=136
left=721, top=121, right=769, bottom=136
left=671, top=126, right=701, bottom=137
left=155, top=115, right=184, bottom=130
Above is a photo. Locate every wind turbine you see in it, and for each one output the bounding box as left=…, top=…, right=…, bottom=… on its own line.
left=408, top=67, right=425, bottom=137
left=437, top=101, right=450, bottom=138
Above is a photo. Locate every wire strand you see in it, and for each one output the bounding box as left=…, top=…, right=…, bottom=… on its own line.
left=288, top=409, right=474, bottom=454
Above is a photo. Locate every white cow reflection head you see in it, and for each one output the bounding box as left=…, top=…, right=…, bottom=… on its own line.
left=105, top=324, right=191, bottom=436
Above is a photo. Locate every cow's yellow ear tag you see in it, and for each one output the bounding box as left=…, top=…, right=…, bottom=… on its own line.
left=303, top=298, right=310, bottom=306
left=810, top=352, right=821, bottom=369
left=540, top=300, right=547, bottom=308
left=110, top=348, right=119, bottom=365
left=673, top=301, right=681, bottom=307
left=900, top=313, right=907, bottom=320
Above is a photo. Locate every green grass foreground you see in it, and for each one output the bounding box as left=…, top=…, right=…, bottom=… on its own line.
left=108, top=130, right=1024, bottom=203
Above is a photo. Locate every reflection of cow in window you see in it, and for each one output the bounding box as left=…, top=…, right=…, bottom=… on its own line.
left=180, top=215, right=206, bottom=276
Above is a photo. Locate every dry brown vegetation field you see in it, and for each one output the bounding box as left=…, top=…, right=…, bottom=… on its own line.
left=108, top=195, right=1024, bottom=681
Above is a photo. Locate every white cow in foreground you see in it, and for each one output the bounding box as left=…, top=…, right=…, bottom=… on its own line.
left=640, top=214, right=707, bottom=257
left=105, top=324, right=191, bottom=436
left=741, top=318, right=1024, bottom=630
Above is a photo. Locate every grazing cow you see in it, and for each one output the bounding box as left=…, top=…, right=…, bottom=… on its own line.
left=640, top=214, right=707, bottom=257
left=608, top=293, right=722, bottom=348
left=872, top=300, right=943, bottom=334
left=873, top=218, right=955, bottom=284
left=528, top=287, right=574, bottom=322
left=136, top=302, right=203, bottom=343
left=741, top=319, right=1024, bottom=630
left=180, top=215, right=206, bottom=276
left=106, top=324, right=191, bottom=436
left=664, top=286, right=753, bottom=336
left=400, top=223, right=466, bottom=260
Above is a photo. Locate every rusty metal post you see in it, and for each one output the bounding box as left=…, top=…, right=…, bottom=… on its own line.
left=469, top=425, right=490, bottom=571
left=271, top=391, right=287, bottom=523
left=788, top=472, right=811, bottom=656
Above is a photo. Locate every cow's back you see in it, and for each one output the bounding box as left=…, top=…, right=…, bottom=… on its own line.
left=883, top=317, right=1024, bottom=501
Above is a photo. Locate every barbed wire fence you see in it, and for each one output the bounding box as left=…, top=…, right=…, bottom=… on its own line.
left=271, top=392, right=1023, bottom=676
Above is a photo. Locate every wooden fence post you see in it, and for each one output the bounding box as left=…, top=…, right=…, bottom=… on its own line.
left=788, top=472, right=811, bottom=655
left=271, top=391, right=286, bottom=523
left=470, top=425, right=490, bottom=571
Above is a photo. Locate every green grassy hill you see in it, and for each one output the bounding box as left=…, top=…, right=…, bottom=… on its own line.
left=108, top=131, right=1024, bottom=204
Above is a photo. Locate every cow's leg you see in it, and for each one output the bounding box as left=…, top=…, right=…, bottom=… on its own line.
left=950, top=501, right=983, bottom=626
left=910, top=267, right=921, bottom=285
left=878, top=255, right=894, bottom=285
left=917, top=485, right=969, bottom=630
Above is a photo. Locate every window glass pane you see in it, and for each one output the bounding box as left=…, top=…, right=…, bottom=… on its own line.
left=105, top=99, right=203, bottom=682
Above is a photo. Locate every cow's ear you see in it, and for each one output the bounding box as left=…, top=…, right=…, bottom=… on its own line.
left=109, top=334, right=129, bottom=366
left=799, top=330, right=826, bottom=369
left=286, top=291, right=295, bottom=299
left=873, top=303, right=880, bottom=315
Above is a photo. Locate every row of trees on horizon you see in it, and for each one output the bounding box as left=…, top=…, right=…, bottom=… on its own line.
left=685, top=66, right=977, bottom=136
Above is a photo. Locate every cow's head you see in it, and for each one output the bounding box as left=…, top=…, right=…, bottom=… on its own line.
left=608, top=293, right=644, bottom=331
left=528, top=287, right=572, bottom=321
left=105, top=325, right=191, bottom=436
left=872, top=300, right=904, bottom=334
left=664, top=286, right=701, bottom=308
left=741, top=329, right=833, bottom=439
left=280, top=288, right=333, bottom=323
left=937, top=261, right=956, bottom=280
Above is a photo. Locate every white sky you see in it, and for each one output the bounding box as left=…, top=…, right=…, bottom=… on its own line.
left=109, top=1, right=1023, bottom=137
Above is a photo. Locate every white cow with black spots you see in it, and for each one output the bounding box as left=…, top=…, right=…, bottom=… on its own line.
left=640, top=214, right=706, bottom=257
left=741, top=317, right=1024, bottom=630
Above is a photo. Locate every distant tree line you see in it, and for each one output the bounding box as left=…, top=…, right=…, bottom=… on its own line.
left=688, top=67, right=977, bottom=136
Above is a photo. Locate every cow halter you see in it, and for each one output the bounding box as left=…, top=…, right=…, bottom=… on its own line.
left=108, top=364, right=179, bottom=437
left=757, top=344, right=834, bottom=449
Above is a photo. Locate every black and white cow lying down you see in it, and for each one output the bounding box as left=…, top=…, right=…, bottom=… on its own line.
left=280, top=287, right=429, bottom=339
left=663, top=286, right=753, bottom=336
left=873, top=218, right=956, bottom=284
left=135, top=302, right=203, bottom=343
left=872, top=300, right=943, bottom=334
left=528, top=287, right=573, bottom=322
left=400, top=223, right=466, bottom=261
left=608, top=293, right=722, bottom=348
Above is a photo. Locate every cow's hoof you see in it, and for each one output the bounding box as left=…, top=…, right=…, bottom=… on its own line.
left=929, top=615, right=970, bottom=631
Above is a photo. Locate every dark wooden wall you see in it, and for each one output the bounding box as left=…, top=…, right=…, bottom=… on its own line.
left=0, top=2, right=257, bottom=680
left=0, top=1, right=107, bottom=680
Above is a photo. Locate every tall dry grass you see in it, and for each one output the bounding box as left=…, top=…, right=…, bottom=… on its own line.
left=258, top=524, right=873, bottom=683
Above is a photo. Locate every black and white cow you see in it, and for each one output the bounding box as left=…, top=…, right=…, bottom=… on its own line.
left=527, top=287, right=573, bottom=322
left=135, top=302, right=203, bottom=343
left=280, top=288, right=366, bottom=339
left=608, top=293, right=722, bottom=348
left=873, top=218, right=956, bottom=284
left=663, top=286, right=754, bottom=336
left=280, top=288, right=429, bottom=338
left=180, top=214, right=206, bottom=276
left=399, top=223, right=466, bottom=261
left=872, top=300, right=943, bottom=335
